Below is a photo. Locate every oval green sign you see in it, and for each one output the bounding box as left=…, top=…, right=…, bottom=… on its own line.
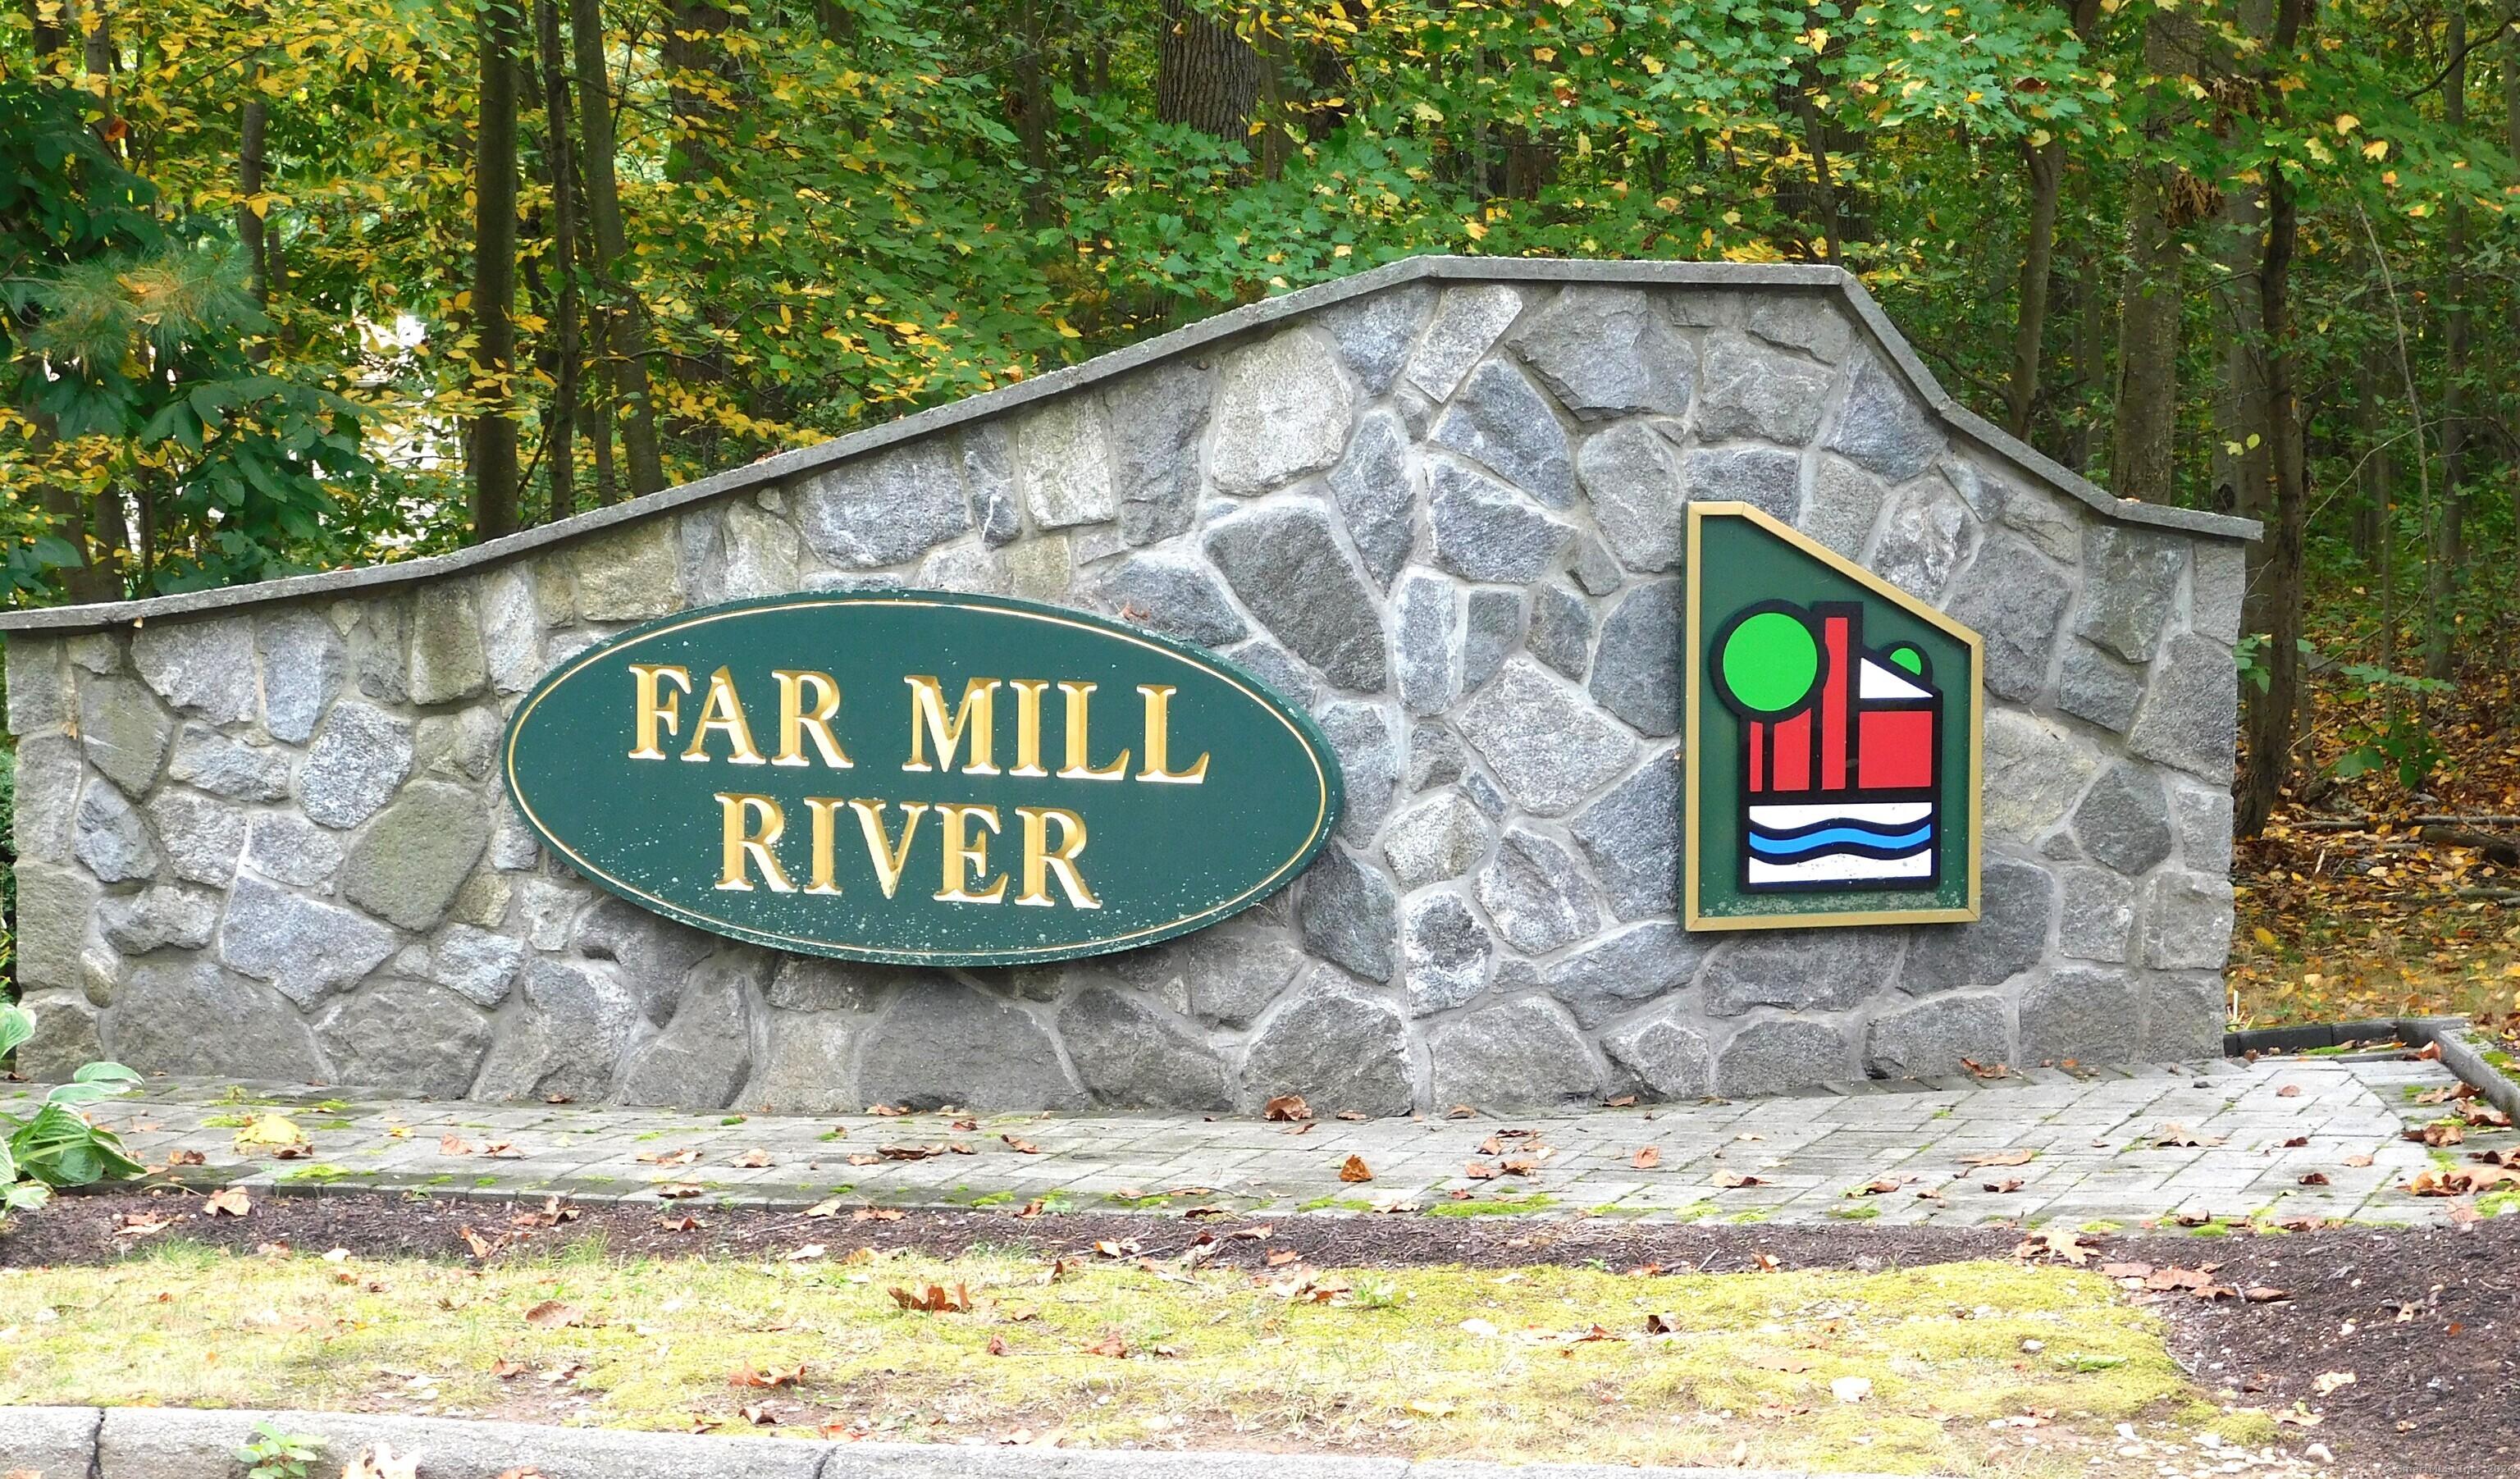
left=501, top=590, right=1344, bottom=965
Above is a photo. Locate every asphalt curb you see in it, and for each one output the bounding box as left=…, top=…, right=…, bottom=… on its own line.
left=0, top=1407, right=1933, bottom=1479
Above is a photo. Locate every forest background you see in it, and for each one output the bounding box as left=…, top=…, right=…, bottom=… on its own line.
left=3, top=0, right=2516, bottom=1035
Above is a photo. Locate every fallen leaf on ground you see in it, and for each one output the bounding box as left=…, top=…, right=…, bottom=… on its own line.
left=785, top=1244, right=826, bottom=1262
left=1093, top=1239, right=1143, bottom=1258
left=1714, top=1171, right=1765, bottom=1189
left=1830, top=1376, right=1873, bottom=1403
left=636, top=1147, right=701, bottom=1166
left=1444, top=1104, right=1477, bottom=1119
left=2278, top=1084, right=2303, bottom=1098
left=1751, top=1252, right=1782, bottom=1271
left=657, top=1182, right=705, bottom=1199
left=2314, top=1372, right=2356, bottom=1396
left=523, top=1300, right=583, bottom=1329
left=491, top=1358, right=528, bottom=1379
left=166, top=1148, right=206, bottom=1166
left=1016, top=1198, right=1048, bottom=1217
left=1262, top=1095, right=1312, bottom=1122
left=845, top=1153, right=881, bottom=1166
left=737, top=1404, right=775, bottom=1426
left=730, top=1363, right=805, bottom=1387
left=987, top=1335, right=1009, bottom=1356
left=867, top=1103, right=909, bottom=1116
left=1631, top=1146, right=1660, bottom=1169
left=734, top=1150, right=773, bottom=1168
left=1338, top=1154, right=1373, bottom=1183
left=889, top=1283, right=974, bottom=1313
left=851, top=1208, right=903, bottom=1222
left=1961, top=1148, right=2034, bottom=1167
left=1002, top=1134, right=1041, bottom=1154
left=880, top=1143, right=947, bottom=1161
left=1983, top=1178, right=2025, bottom=1194
left=1335, top=1111, right=1369, bottom=1121
left=1084, top=1333, right=1128, bottom=1358
left=2299, top=1171, right=2331, bottom=1186
left=1463, top=1162, right=1496, bottom=1180
left=2244, top=1286, right=2290, bottom=1303
left=1750, top=1351, right=1812, bottom=1372
left=2344, top=1154, right=2375, bottom=1167
left=802, top=1198, right=844, bottom=1218
left=2411, top=1121, right=2465, bottom=1148
left=203, top=1187, right=251, bottom=1217
left=1266, top=1248, right=1302, bottom=1267
left=2150, top=1122, right=2226, bottom=1148
left=656, top=1214, right=701, bottom=1231
left=2015, top=1230, right=2093, bottom=1265
left=1847, top=1178, right=1903, bottom=1196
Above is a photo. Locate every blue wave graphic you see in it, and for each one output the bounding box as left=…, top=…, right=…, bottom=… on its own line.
left=1746, top=823, right=1934, bottom=860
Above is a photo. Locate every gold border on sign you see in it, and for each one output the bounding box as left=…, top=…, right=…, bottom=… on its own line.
left=1682, top=501, right=1985, bottom=933
left=502, top=594, right=1334, bottom=963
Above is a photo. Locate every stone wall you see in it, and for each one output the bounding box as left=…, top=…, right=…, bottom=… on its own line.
left=1, top=259, right=2254, bottom=1112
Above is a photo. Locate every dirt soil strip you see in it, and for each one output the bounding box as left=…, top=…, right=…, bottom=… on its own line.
left=8, top=1189, right=2511, bottom=1479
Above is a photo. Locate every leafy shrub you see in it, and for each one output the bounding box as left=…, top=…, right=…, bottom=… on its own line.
left=0, top=1002, right=144, bottom=1219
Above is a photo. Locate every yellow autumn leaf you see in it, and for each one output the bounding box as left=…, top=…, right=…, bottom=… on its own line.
left=2253, top=927, right=2279, bottom=948
left=2334, top=112, right=2359, bottom=134
left=2363, top=139, right=2390, bottom=160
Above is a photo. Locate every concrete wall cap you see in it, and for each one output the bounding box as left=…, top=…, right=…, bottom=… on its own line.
left=0, top=255, right=2254, bottom=635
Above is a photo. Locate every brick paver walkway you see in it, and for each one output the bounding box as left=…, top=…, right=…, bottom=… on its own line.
left=42, top=1050, right=2496, bottom=1229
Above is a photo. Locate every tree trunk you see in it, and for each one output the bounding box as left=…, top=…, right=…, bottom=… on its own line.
left=61, top=0, right=126, bottom=600
left=2237, top=0, right=2312, bottom=839
left=2505, top=22, right=2520, bottom=610
left=1011, top=0, right=1056, bottom=221
left=471, top=0, right=523, bottom=541
left=662, top=0, right=736, bottom=183
left=2003, top=136, right=2061, bottom=440
left=2426, top=7, right=2469, bottom=680
left=1156, top=0, right=1260, bottom=141
left=571, top=0, right=665, bottom=495
left=238, top=96, right=270, bottom=309
left=25, top=0, right=67, bottom=58
left=2110, top=10, right=2189, bottom=504
left=536, top=0, right=579, bottom=523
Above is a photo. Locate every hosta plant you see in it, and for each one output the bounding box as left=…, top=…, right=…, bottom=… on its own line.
left=0, top=1003, right=145, bottom=1218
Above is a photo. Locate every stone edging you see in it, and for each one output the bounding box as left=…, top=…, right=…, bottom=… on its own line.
left=0, top=1407, right=1927, bottom=1479
left=2226, top=1016, right=2520, bottom=1122
left=0, top=254, right=2257, bottom=636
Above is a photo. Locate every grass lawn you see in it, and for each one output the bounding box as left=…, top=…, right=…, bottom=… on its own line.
left=0, top=1233, right=2278, bottom=1477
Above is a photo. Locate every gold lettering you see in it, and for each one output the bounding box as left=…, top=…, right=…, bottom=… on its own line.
left=1134, top=684, right=1209, bottom=784
left=683, top=666, right=767, bottom=764
left=934, top=803, right=1008, bottom=904
left=801, top=797, right=847, bottom=896
left=903, top=675, right=1002, bottom=774
left=1007, top=680, right=1051, bottom=778
left=847, top=799, right=929, bottom=900
left=772, top=670, right=852, bottom=768
left=1056, top=682, right=1130, bottom=780
left=714, top=792, right=794, bottom=892
left=628, top=664, right=692, bottom=760
left=1015, top=806, right=1100, bottom=909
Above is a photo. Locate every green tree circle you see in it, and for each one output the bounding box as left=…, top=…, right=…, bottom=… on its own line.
left=1719, top=610, right=1820, bottom=714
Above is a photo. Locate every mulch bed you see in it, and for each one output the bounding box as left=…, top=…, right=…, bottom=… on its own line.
left=7, top=1187, right=2509, bottom=1479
